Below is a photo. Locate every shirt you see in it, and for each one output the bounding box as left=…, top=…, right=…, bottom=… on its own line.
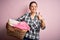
left=17, top=13, right=42, bottom=40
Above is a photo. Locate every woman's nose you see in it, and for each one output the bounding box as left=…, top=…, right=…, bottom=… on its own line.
left=33, top=7, right=35, bottom=10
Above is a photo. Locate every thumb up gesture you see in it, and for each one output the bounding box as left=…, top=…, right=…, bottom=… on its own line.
left=37, top=12, right=46, bottom=30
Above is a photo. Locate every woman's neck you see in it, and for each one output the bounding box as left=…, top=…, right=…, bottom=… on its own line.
left=30, top=12, right=36, bottom=16
left=30, top=12, right=36, bottom=19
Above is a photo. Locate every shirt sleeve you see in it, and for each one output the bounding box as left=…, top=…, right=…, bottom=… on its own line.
left=16, top=13, right=27, bottom=22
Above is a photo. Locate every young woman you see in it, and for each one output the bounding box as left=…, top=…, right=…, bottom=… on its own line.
left=17, top=1, right=46, bottom=40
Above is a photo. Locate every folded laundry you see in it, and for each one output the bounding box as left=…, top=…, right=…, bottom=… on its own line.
left=14, top=21, right=30, bottom=31
left=8, top=19, right=30, bottom=31
left=8, top=19, right=19, bottom=26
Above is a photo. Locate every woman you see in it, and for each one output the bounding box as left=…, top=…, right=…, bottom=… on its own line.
left=17, top=1, right=46, bottom=40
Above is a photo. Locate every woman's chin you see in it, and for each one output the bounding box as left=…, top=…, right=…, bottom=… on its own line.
left=31, top=11, right=36, bottom=13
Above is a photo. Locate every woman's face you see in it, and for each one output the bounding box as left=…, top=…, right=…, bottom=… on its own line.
left=29, top=3, right=37, bottom=13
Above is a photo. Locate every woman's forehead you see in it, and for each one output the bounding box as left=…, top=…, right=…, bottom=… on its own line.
left=31, top=3, right=37, bottom=6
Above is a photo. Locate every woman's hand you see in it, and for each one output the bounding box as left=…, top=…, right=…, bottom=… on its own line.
left=37, top=12, right=43, bottom=20
left=37, top=12, right=46, bottom=30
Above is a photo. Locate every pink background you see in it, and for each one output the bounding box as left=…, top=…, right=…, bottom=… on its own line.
left=0, top=0, right=60, bottom=40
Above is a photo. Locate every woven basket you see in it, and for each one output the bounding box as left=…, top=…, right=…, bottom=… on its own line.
left=6, top=23, right=27, bottom=40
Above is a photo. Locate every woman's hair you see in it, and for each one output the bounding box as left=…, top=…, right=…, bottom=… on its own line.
left=29, top=1, right=37, bottom=7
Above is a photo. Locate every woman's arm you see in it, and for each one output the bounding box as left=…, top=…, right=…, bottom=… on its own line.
left=16, top=13, right=27, bottom=21
left=38, top=14, right=46, bottom=30
left=40, top=18, right=46, bottom=30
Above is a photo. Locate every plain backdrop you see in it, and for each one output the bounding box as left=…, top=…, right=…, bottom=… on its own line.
left=0, top=0, right=60, bottom=40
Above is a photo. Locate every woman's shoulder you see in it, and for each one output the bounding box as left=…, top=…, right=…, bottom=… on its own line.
left=23, top=13, right=30, bottom=17
left=24, top=13, right=29, bottom=15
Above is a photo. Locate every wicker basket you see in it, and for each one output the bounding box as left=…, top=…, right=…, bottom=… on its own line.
left=6, top=23, right=27, bottom=40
